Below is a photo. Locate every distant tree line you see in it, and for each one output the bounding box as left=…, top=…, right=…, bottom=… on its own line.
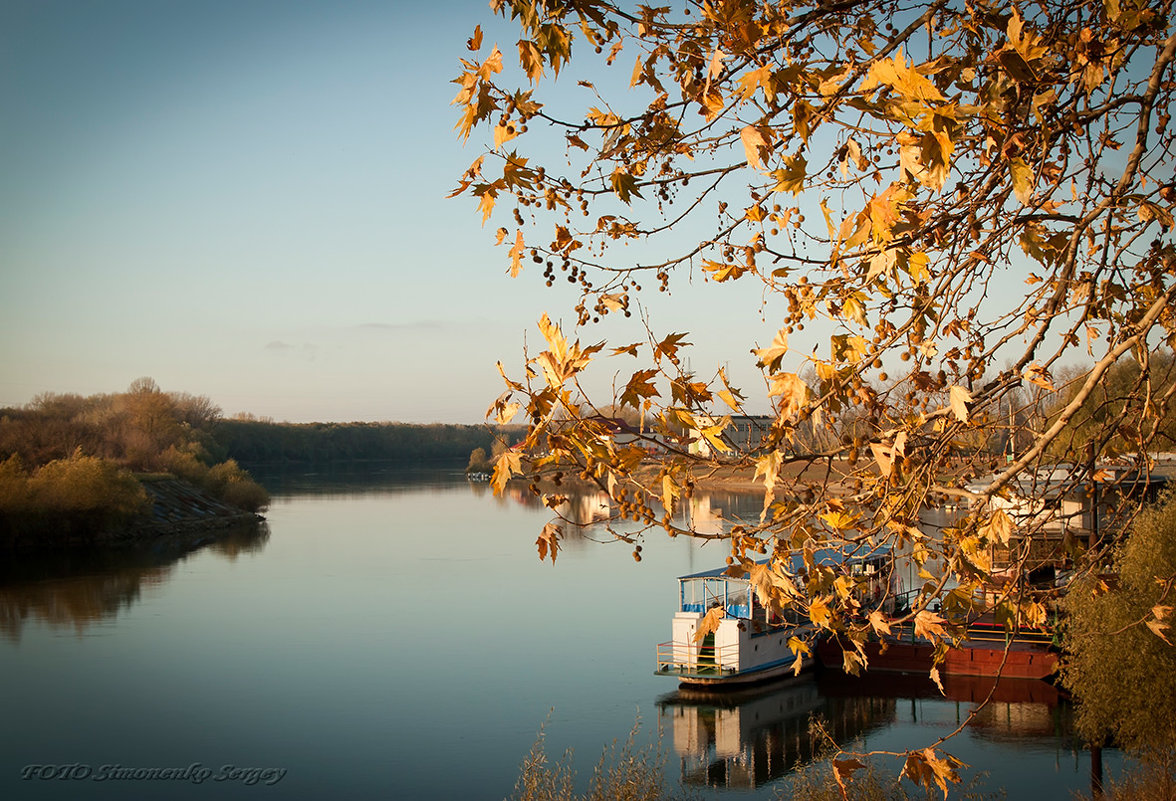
left=211, top=419, right=521, bottom=465
left=0, top=379, right=521, bottom=542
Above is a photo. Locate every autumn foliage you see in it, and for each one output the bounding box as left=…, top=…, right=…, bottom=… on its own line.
left=454, top=0, right=1175, bottom=790
left=0, top=379, right=269, bottom=538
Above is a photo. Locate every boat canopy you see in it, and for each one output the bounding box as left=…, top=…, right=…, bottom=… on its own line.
left=677, top=545, right=892, bottom=618
left=677, top=544, right=892, bottom=581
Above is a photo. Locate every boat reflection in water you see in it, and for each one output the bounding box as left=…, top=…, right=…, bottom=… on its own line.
left=818, top=670, right=1075, bottom=747
left=659, top=671, right=1073, bottom=791
left=658, top=675, right=897, bottom=790
left=0, top=521, right=269, bottom=640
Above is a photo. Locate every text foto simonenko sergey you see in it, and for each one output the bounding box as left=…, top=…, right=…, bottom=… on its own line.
left=20, top=763, right=287, bottom=786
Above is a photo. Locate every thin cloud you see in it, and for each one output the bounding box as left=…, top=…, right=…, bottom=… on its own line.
left=357, top=321, right=445, bottom=332
left=265, top=341, right=318, bottom=361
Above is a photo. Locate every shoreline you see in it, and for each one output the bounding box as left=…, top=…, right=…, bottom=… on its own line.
left=1, top=476, right=265, bottom=552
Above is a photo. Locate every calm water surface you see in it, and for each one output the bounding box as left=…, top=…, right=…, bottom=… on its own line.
left=0, top=464, right=1117, bottom=799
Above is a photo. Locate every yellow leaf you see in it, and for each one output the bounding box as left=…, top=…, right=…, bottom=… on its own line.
left=1138, top=200, right=1174, bottom=230
left=537, top=313, right=569, bottom=365
left=907, top=251, right=930, bottom=284
left=693, top=605, right=725, bottom=643
left=902, top=747, right=962, bottom=798
left=792, top=99, right=814, bottom=143
left=788, top=636, right=811, bottom=656
left=914, top=609, right=949, bottom=641
left=740, top=125, right=769, bottom=171
left=705, top=46, right=726, bottom=80
left=653, top=332, right=690, bottom=364
left=949, top=385, right=971, bottom=423
left=494, top=120, right=519, bottom=149
left=870, top=442, right=895, bottom=478
left=1010, top=157, right=1034, bottom=205
left=770, top=153, right=806, bottom=196
left=868, top=609, right=892, bottom=636
left=860, top=47, right=944, bottom=102
left=466, top=25, right=483, bottom=52
left=929, top=665, right=946, bottom=695
left=820, top=198, right=838, bottom=241
left=477, top=188, right=497, bottom=225
left=702, top=258, right=752, bottom=282
left=535, top=521, right=561, bottom=564
left=821, top=510, right=856, bottom=530
left=1023, top=363, right=1054, bottom=390
left=981, top=509, right=1014, bottom=545
left=737, top=64, right=772, bottom=101
left=491, top=450, right=521, bottom=495
left=610, top=168, right=643, bottom=204
left=754, top=450, right=782, bottom=491
left=508, top=230, right=525, bottom=277
left=661, top=474, right=678, bottom=516
left=808, top=597, right=832, bottom=628
left=478, top=45, right=504, bottom=80
left=767, top=372, right=809, bottom=420
left=606, top=40, right=623, bottom=65
left=1148, top=606, right=1173, bottom=644
left=698, top=421, right=732, bottom=454
left=753, top=328, right=789, bottom=372
left=717, top=388, right=741, bottom=411
left=833, top=758, right=867, bottom=795
left=495, top=401, right=521, bottom=425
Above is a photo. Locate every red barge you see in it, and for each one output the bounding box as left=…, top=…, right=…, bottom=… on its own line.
left=817, top=620, right=1059, bottom=680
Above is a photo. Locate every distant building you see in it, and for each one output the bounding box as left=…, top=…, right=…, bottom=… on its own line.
left=969, top=464, right=1168, bottom=578
left=687, top=414, right=775, bottom=458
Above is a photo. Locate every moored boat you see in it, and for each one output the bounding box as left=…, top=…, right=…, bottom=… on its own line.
left=816, top=618, right=1059, bottom=680
left=655, top=546, right=896, bottom=688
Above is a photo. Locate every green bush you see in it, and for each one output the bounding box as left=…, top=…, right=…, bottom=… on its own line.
left=0, top=450, right=151, bottom=540
left=1061, top=491, right=1176, bottom=758
left=27, top=450, right=148, bottom=519
left=203, top=459, right=269, bottom=513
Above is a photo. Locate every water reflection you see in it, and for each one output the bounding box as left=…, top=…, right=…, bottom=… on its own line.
left=659, top=675, right=896, bottom=790
left=496, top=485, right=771, bottom=539
left=247, top=460, right=471, bottom=497
left=816, top=671, right=1074, bottom=745
left=658, top=671, right=1075, bottom=791
left=0, top=522, right=269, bottom=640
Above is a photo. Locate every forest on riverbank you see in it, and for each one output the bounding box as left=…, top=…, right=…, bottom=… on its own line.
left=0, top=379, right=516, bottom=544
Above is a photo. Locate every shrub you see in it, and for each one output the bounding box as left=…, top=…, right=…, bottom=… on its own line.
left=203, top=459, right=269, bottom=513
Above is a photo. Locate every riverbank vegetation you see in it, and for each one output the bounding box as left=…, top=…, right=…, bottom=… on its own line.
left=509, top=718, right=1001, bottom=801
left=0, top=379, right=526, bottom=542
left=0, top=379, right=271, bottom=541
left=1062, top=492, right=1176, bottom=775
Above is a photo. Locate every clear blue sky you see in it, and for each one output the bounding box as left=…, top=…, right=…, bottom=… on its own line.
left=0, top=0, right=790, bottom=423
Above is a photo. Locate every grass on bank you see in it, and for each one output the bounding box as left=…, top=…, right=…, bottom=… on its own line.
left=507, top=717, right=1014, bottom=801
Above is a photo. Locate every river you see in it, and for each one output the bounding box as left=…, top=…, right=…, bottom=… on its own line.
left=0, top=462, right=1117, bottom=800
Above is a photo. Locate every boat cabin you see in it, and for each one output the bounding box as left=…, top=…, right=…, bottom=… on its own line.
left=656, top=546, right=895, bottom=686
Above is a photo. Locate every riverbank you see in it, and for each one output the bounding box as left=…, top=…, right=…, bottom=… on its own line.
left=1, top=475, right=264, bottom=551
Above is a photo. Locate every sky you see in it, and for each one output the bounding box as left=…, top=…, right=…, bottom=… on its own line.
left=0, top=0, right=789, bottom=424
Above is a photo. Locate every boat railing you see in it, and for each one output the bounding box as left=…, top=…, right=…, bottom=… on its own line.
left=887, top=619, right=1055, bottom=646
left=655, top=640, right=741, bottom=678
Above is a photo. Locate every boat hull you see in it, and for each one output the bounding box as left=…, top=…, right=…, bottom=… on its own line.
left=816, top=638, right=1058, bottom=680
left=659, top=655, right=812, bottom=689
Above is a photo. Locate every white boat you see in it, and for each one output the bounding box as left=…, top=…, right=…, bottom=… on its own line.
left=655, top=546, right=896, bottom=688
